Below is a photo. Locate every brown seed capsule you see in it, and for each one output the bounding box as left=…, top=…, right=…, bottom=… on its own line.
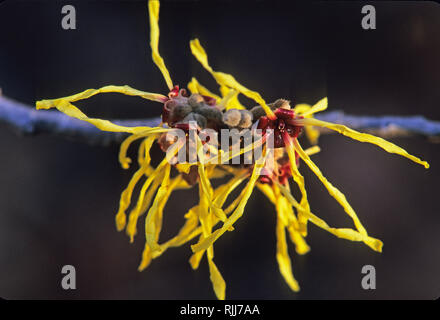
left=272, top=99, right=291, bottom=110
left=181, top=112, right=207, bottom=129
left=188, top=93, right=206, bottom=109
left=222, top=109, right=241, bottom=127
left=171, top=104, right=193, bottom=121
left=250, top=99, right=291, bottom=120
left=193, top=105, right=223, bottom=124
left=238, top=110, right=253, bottom=128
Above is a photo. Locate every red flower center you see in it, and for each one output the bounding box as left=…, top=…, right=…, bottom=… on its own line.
left=257, top=107, right=303, bottom=148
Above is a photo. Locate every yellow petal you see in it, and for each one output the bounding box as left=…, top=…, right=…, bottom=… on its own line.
left=305, top=126, right=321, bottom=145
left=304, top=145, right=321, bottom=156
left=137, top=138, right=147, bottom=166
left=148, top=0, right=173, bottom=90
left=208, top=257, right=226, bottom=300
left=300, top=97, right=328, bottom=117
left=187, top=77, right=221, bottom=101
left=151, top=175, right=182, bottom=245
left=138, top=244, right=152, bottom=271
left=281, top=196, right=310, bottom=255
left=115, top=161, right=154, bottom=232
left=275, top=197, right=300, bottom=292
left=37, top=98, right=169, bottom=134
left=155, top=206, right=200, bottom=256
left=115, top=135, right=158, bottom=232
left=189, top=38, right=275, bottom=119
left=213, top=174, right=247, bottom=208
left=284, top=138, right=311, bottom=236
left=219, top=86, right=245, bottom=110
left=277, top=182, right=382, bottom=252
left=298, top=118, right=429, bottom=168
left=256, top=183, right=276, bottom=204
left=191, top=149, right=267, bottom=253
left=293, top=103, right=311, bottom=114
left=36, top=85, right=167, bottom=107
left=196, top=136, right=227, bottom=222
left=127, top=177, right=161, bottom=242
left=144, top=163, right=171, bottom=252
left=292, top=138, right=369, bottom=235
left=189, top=248, right=205, bottom=270
left=158, top=176, right=246, bottom=263
left=120, top=134, right=157, bottom=170
left=287, top=224, right=310, bottom=255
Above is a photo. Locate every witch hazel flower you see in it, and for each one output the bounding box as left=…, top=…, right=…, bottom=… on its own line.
left=35, top=0, right=429, bottom=299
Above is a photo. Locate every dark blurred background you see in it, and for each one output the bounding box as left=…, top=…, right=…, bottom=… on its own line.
left=0, top=0, right=439, bottom=299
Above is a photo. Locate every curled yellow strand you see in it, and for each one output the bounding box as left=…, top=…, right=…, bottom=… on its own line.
left=284, top=137, right=311, bottom=236
left=127, top=176, right=162, bottom=242
left=298, top=97, right=328, bottom=117
left=208, top=257, right=226, bottom=300
left=292, top=137, right=369, bottom=236
left=219, top=86, right=245, bottom=110
left=36, top=85, right=167, bottom=107
left=294, top=98, right=328, bottom=145
left=152, top=174, right=246, bottom=264
left=298, top=118, right=429, bottom=168
left=189, top=38, right=275, bottom=119
left=148, top=0, right=174, bottom=90
left=275, top=194, right=300, bottom=292
left=115, top=135, right=158, bottom=231
left=37, top=98, right=169, bottom=134
left=187, top=77, right=221, bottom=102
left=277, top=182, right=383, bottom=252
left=145, top=162, right=171, bottom=252
left=274, top=186, right=310, bottom=255
left=191, top=148, right=268, bottom=253
left=119, top=133, right=157, bottom=170
left=304, top=145, right=321, bottom=156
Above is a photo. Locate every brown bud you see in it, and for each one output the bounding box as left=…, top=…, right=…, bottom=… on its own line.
left=238, top=110, right=253, bottom=128
left=188, top=93, right=205, bottom=109
left=222, top=109, right=241, bottom=127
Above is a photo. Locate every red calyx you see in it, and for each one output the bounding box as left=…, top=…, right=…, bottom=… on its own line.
left=257, top=107, right=303, bottom=148
left=258, top=153, right=300, bottom=185
left=168, top=85, right=180, bottom=98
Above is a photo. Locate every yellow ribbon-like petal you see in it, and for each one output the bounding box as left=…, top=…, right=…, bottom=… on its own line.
left=37, top=98, right=169, bottom=134
left=36, top=85, right=167, bottom=107
left=304, top=145, right=321, bottom=156
left=294, top=97, right=328, bottom=145
left=187, top=77, right=221, bottom=102
left=115, top=135, right=158, bottom=231
left=119, top=133, right=157, bottom=170
left=219, top=86, right=245, bottom=110
left=191, top=149, right=267, bottom=253
left=208, top=258, right=226, bottom=300
left=127, top=177, right=161, bottom=242
left=297, top=118, right=429, bottom=168
left=275, top=195, right=300, bottom=292
left=292, top=137, right=368, bottom=236
left=145, top=162, right=171, bottom=252
left=189, top=38, right=275, bottom=119
left=299, top=97, right=328, bottom=117
left=284, top=137, right=311, bottom=236
left=277, top=182, right=383, bottom=252
left=148, top=0, right=173, bottom=90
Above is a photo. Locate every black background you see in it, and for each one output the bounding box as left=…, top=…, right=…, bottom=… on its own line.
left=0, top=0, right=439, bottom=299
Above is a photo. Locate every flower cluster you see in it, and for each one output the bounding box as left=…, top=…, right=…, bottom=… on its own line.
left=36, top=0, right=429, bottom=299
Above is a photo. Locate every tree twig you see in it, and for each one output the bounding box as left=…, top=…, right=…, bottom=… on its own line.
left=1, top=94, right=439, bottom=145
